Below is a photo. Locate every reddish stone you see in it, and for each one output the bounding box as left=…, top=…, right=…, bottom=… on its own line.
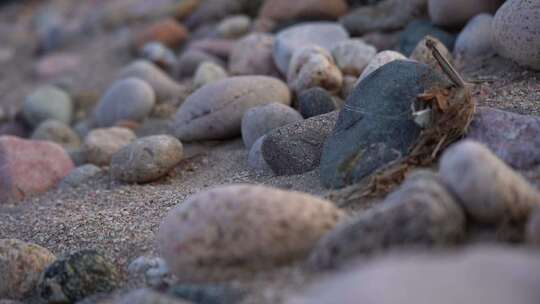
left=188, top=38, right=235, bottom=60
left=0, top=136, right=74, bottom=202
left=259, top=0, right=348, bottom=23
left=134, top=19, right=189, bottom=51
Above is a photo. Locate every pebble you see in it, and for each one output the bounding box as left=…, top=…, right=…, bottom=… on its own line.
left=0, top=121, right=28, bottom=138
left=128, top=256, right=171, bottom=288
left=492, top=0, right=540, bottom=70
left=111, top=135, right=183, bottom=183
left=467, top=107, right=540, bottom=169
left=192, top=61, right=228, bottom=90
left=133, top=18, right=189, bottom=51
left=247, top=136, right=271, bottom=172
left=39, top=250, right=120, bottom=304
left=320, top=60, right=450, bottom=189
left=185, top=0, right=245, bottom=29
left=59, top=164, right=102, bottom=188
left=262, top=111, right=339, bottom=175
left=259, top=0, right=348, bottom=23
left=31, top=119, right=81, bottom=151
left=356, top=50, right=407, bottom=84
left=95, top=78, right=156, bottom=127
left=216, top=15, right=251, bottom=39
left=439, top=140, right=540, bottom=226
left=340, top=75, right=358, bottom=99
left=360, top=31, right=401, bottom=52
left=167, top=284, right=246, bottom=304
left=296, top=246, right=540, bottom=304
left=34, top=52, right=81, bottom=79
left=428, top=0, right=503, bottom=28
left=331, top=39, right=377, bottom=77
left=22, top=85, right=73, bottom=128
left=114, top=289, right=189, bottom=304
left=298, top=87, right=338, bottom=119
left=287, top=46, right=343, bottom=95
left=140, top=42, right=178, bottom=73
left=82, top=127, right=136, bottom=167
left=340, top=0, right=429, bottom=35
left=158, top=184, right=344, bottom=282
left=173, top=76, right=291, bottom=141
left=310, top=170, right=465, bottom=269
left=135, top=119, right=173, bottom=137
left=0, top=239, right=56, bottom=300
left=176, top=50, right=225, bottom=79
left=188, top=39, right=235, bottom=61
left=454, top=14, right=495, bottom=59
left=0, top=136, right=74, bottom=202
left=410, top=35, right=453, bottom=74
left=118, top=60, right=186, bottom=103
left=527, top=209, right=540, bottom=246
left=399, top=20, right=456, bottom=56
left=241, top=103, right=303, bottom=149
left=228, top=33, right=281, bottom=77
left=273, top=22, right=349, bottom=75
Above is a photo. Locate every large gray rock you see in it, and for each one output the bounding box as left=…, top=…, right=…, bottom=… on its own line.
left=467, top=107, right=540, bottom=170
left=173, top=76, right=291, bottom=141
left=22, top=85, right=73, bottom=128
left=320, top=60, right=450, bottom=189
left=241, top=103, right=303, bottom=149
left=262, top=111, right=339, bottom=176
left=492, top=0, right=540, bottom=70
left=273, top=22, right=349, bottom=75
left=95, top=78, right=156, bottom=128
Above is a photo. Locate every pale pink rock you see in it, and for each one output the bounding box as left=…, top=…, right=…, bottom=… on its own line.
left=0, top=136, right=74, bottom=202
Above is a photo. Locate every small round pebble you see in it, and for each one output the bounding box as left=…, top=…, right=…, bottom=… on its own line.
left=31, top=119, right=81, bottom=151
left=217, top=15, right=251, bottom=39
left=111, top=135, right=183, bottom=183
left=241, top=103, right=303, bottom=149
left=287, top=46, right=343, bottom=95
left=82, top=127, right=136, bottom=167
left=95, top=78, right=156, bottom=127
left=298, top=87, right=338, bottom=119
left=39, top=250, right=120, bottom=304
left=22, top=85, right=73, bottom=128
left=158, top=184, right=344, bottom=282
left=140, top=42, right=177, bottom=72
left=193, top=61, right=228, bottom=90
left=0, top=239, right=56, bottom=300
left=331, top=39, right=377, bottom=76
left=357, top=50, right=407, bottom=84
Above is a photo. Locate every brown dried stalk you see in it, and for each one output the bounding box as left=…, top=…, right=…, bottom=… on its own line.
left=327, top=37, right=476, bottom=207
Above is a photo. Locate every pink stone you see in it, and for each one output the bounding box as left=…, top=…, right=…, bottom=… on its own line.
left=188, top=38, right=235, bottom=60
left=0, top=136, right=74, bottom=202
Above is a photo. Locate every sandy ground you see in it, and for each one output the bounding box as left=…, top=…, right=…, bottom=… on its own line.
left=0, top=1, right=539, bottom=303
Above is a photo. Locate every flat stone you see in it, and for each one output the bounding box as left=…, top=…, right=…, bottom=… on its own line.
left=173, top=76, right=291, bottom=141
left=320, top=60, right=450, bottom=189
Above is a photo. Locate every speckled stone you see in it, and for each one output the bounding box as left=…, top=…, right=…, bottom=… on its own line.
left=111, top=135, right=183, bottom=183
left=492, top=0, right=540, bottom=70
left=0, top=239, right=56, bottom=300
left=158, top=184, right=344, bottom=282
left=39, top=250, right=120, bottom=304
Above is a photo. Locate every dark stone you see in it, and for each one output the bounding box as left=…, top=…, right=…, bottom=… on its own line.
left=298, top=87, right=338, bottom=118
left=467, top=107, right=540, bottom=170
left=262, top=111, right=339, bottom=175
left=319, top=60, right=451, bottom=189
left=167, top=284, right=246, bottom=304
left=39, top=250, right=120, bottom=303
left=399, top=20, right=456, bottom=56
